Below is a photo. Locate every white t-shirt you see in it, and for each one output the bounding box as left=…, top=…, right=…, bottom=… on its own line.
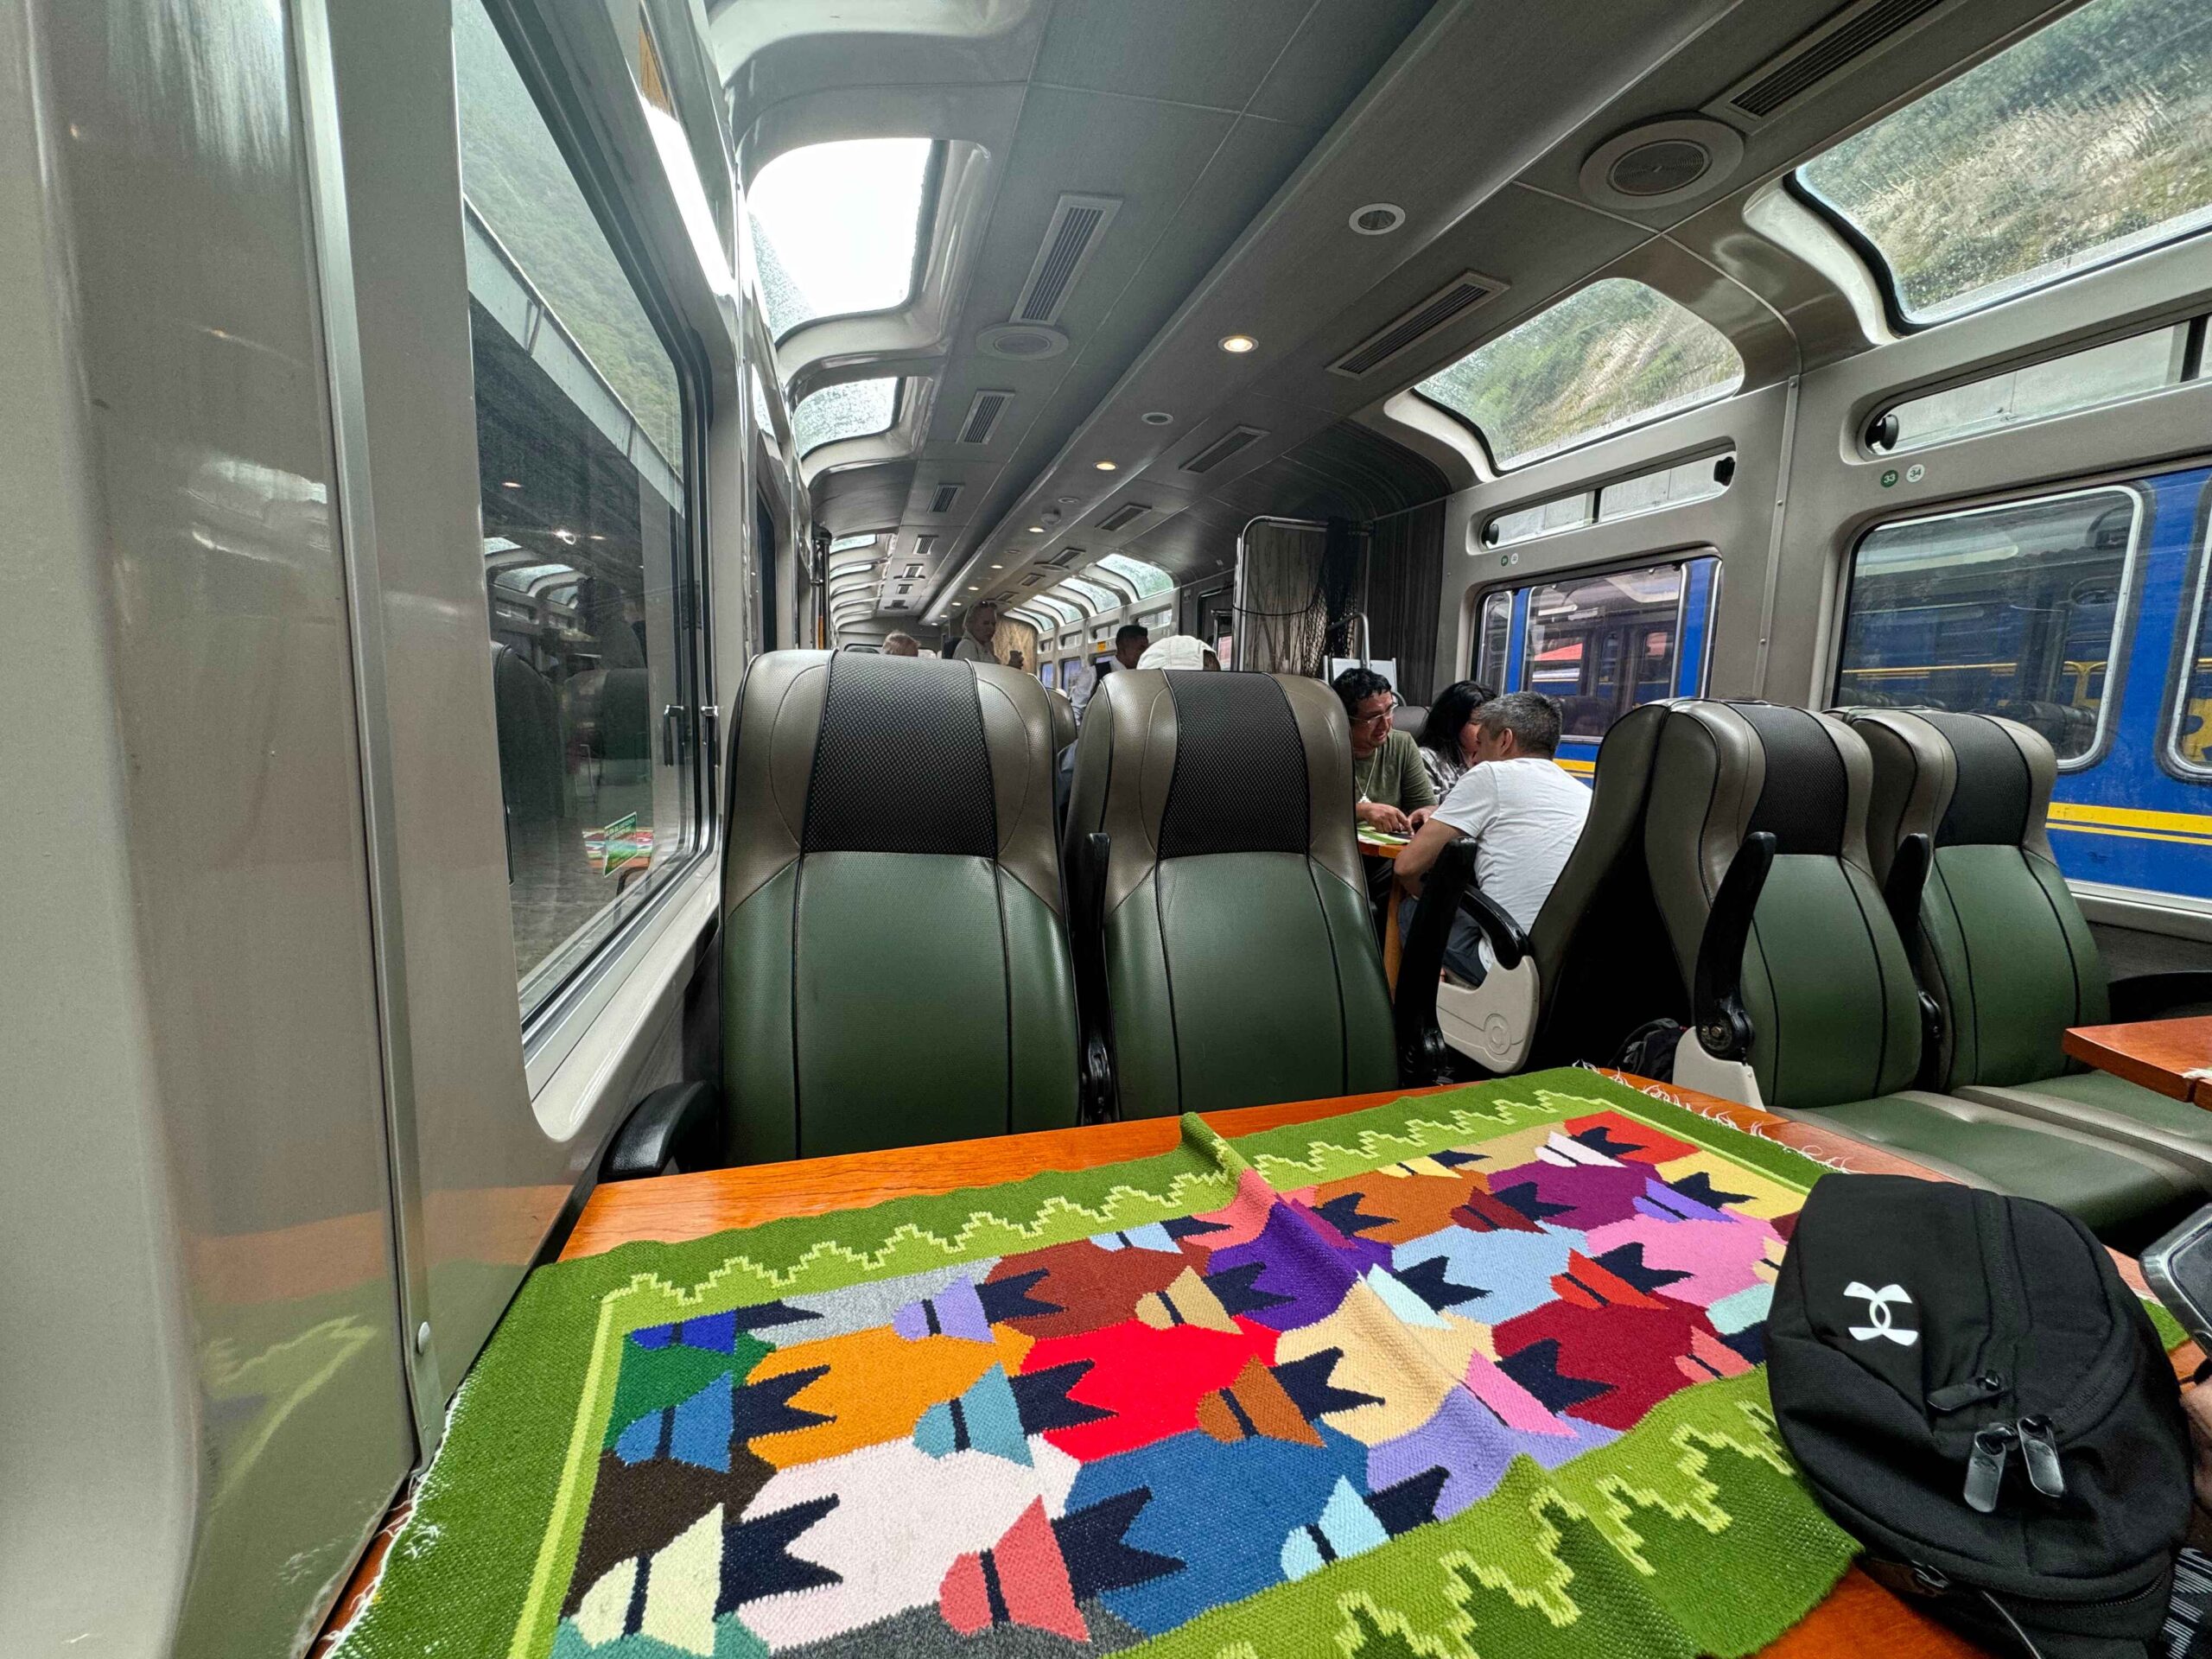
left=1431, top=756, right=1592, bottom=957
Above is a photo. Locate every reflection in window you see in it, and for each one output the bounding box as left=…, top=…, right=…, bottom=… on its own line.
left=457, top=0, right=696, bottom=1009
left=1475, top=590, right=1511, bottom=686
left=1414, top=280, right=1742, bottom=468
left=791, top=378, right=899, bottom=455
left=1096, top=552, right=1174, bottom=597
left=1835, top=490, right=2140, bottom=764
left=747, top=137, right=933, bottom=339
left=2170, top=538, right=2212, bottom=774
left=1874, top=327, right=2193, bottom=452
left=1522, top=564, right=1688, bottom=740
left=1797, top=0, right=2212, bottom=322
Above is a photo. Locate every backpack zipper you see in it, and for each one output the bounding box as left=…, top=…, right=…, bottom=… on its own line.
left=1964, top=1423, right=2014, bottom=1514
left=1929, top=1373, right=2004, bottom=1413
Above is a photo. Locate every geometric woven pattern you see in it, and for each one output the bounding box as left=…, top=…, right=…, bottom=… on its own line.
left=331, top=1071, right=1859, bottom=1659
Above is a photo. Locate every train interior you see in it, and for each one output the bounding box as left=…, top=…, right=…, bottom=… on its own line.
left=7, top=0, right=2212, bottom=1650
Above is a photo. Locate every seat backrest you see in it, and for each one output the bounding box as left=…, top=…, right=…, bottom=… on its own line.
left=720, top=650, right=1078, bottom=1160
left=1645, top=702, right=1923, bottom=1110
left=1846, top=708, right=2108, bottom=1090
left=1522, top=701, right=1681, bottom=1066
left=1046, top=686, right=1077, bottom=753
left=1065, top=669, right=1393, bottom=1116
left=1391, top=702, right=1427, bottom=736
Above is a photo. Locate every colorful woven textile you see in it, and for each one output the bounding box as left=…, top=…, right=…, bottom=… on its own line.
left=334, top=1070, right=1860, bottom=1658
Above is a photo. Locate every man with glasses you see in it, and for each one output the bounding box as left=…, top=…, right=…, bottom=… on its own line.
left=1333, top=666, right=1436, bottom=835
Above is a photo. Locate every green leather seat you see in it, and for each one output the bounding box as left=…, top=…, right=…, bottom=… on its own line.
left=1647, top=700, right=2195, bottom=1243
left=719, top=650, right=1079, bottom=1161
left=1064, top=669, right=1395, bottom=1117
left=1847, top=707, right=2212, bottom=1197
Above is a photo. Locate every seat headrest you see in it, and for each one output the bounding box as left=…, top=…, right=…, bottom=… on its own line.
left=1731, top=702, right=1853, bottom=856
left=802, top=652, right=996, bottom=855
left=1155, top=671, right=1310, bottom=859
left=1916, top=709, right=2038, bottom=847
left=1391, top=702, right=1427, bottom=735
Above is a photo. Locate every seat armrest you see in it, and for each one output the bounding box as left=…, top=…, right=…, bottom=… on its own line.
left=2107, top=971, right=2212, bottom=1023
left=1882, top=832, right=1945, bottom=1078
left=601, top=1081, right=720, bottom=1180
left=1459, top=887, right=1530, bottom=972
left=1693, top=831, right=1774, bottom=1062
left=1069, top=830, right=1122, bottom=1123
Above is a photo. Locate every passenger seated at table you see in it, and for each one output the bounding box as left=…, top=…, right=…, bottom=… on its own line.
left=1395, top=690, right=1590, bottom=984
left=1335, top=665, right=1436, bottom=835
left=1416, top=677, right=1496, bottom=798
left=881, top=632, right=919, bottom=658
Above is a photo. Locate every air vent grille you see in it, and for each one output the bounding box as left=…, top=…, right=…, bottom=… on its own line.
left=1329, top=274, right=1503, bottom=378
left=1012, top=194, right=1122, bottom=326
left=1045, top=545, right=1086, bottom=569
left=959, top=391, right=1012, bottom=445
left=901, top=562, right=925, bottom=579
left=929, top=483, right=962, bottom=513
left=1180, top=428, right=1266, bottom=476
left=1097, top=503, right=1151, bottom=533
left=913, top=535, right=937, bottom=562
left=1022, top=571, right=1046, bottom=585
left=1723, top=0, right=1951, bottom=123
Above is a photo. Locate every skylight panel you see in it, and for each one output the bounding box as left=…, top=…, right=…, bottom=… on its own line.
left=1796, top=0, right=2212, bottom=323
left=747, top=137, right=934, bottom=339
left=1414, top=280, right=1742, bottom=470
left=828, top=533, right=878, bottom=553
left=1052, top=576, right=1118, bottom=614
left=1096, top=553, right=1173, bottom=597
left=791, top=378, right=899, bottom=456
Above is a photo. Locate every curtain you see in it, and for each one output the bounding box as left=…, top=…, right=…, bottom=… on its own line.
left=1236, top=520, right=1329, bottom=675
left=1362, top=500, right=1446, bottom=702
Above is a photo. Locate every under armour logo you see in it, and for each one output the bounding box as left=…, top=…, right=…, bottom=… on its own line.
left=1844, top=1281, right=1919, bottom=1345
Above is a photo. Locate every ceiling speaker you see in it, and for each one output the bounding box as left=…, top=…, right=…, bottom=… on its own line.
left=979, top=322, right=1068, bottom=360
left=1579, top=118, right=1745, bottom=213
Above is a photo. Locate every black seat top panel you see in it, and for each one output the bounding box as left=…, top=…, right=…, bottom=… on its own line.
left=801, top=652, right=998, bottom=856
left=1737, top=702, right=1848, bottom=855
left=1156, top=671, right=1309, bottom=860
left=1923, top=710, right=2035, bottom=847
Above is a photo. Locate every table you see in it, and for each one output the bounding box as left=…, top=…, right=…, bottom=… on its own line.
left=321, top=1071, right=2188, bottom=1659
left=2066, top=1015, right=2212, bottom=1107
left=1357, top=835, right=1408, bottom=990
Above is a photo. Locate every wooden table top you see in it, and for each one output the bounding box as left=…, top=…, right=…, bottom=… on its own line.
left=2066, top=1015, right=2212, bottom=1107
left=322, top=1071, right=2190, bottom=1659
left=1357, top=834, right=1406, bottom=859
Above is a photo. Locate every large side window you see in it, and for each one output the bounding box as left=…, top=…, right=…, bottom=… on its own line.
left=1471, top=558, right=1717, bottom=741
left=1833, top=489, right=2142, bottom=766
left=2165, top=521, right=2212, bottom=776
left=455, top=0, right=702, bottom=1014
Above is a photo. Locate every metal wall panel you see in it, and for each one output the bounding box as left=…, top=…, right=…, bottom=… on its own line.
left=0, top=0, right=416, bottom=1651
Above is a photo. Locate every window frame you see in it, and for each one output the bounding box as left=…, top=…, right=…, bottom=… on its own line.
left=751, top=138, right=947, bottom=347
left=461, top=0, right=718, bottom=1035
left=1411, top=279, right=1746, bottom=474
left=2159, top=494, right=2212, bottom=781
left=1829, top=482, right=2148, bottom=774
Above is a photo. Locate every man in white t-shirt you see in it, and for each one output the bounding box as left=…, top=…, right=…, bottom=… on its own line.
left=1394, top=690, right=1590, bottom=983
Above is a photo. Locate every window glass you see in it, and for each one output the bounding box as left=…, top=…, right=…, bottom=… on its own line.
left=828, top=532, right=877, bottom=554
left=1414, top=279, right=1743, bottom=468
left=1039, top=661, right=1057, bottom=689
left=1137, top=606, right=1174, bottom=632
left=1084, top=568, right=1139, bottom=604
left=1054, top=575, right=1118, bottom=614
left=747, top=137, right=933, bottom=339
left=1834, top=489, right=2140, bottom=764
left=455, top=0, right=696, bottom=1010
left=1874, top=327, right=2192, bottom=453
left=2170, top=534, right=2212, bottom=774
left=1797, top=0, right=2212, bottom=323
left=1597, top=452, right=1734, bottom=522
left=749, top=365, right=778, bottom=442
left=1027, top=595, right=1078, bottom=630
left=1096, top=552, right=1174, bottom=597
left=1485, top=493, right=1592, bottom=549
left=1475, top=590, right=1511, bottom=686
left=791, top=378, right=898, bottom=455
left=1522, top=563, right=1687, bottom=740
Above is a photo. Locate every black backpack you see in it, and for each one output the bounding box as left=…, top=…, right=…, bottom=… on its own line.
left=1767, top=1173, right=2192, bottom=1658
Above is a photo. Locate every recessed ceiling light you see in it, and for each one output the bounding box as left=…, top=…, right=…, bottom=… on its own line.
left=990, top=563, right=1003, bottom=569
left=1141, top=410, right=1174, bottom=425
left=1027, top=525, right=1044, bottom=533
left=967, top=585, right=979, bottom=591
left=1218, top=334, right=1257, bottom=354
left=500, top=480, right=523, bottom=489
left=1094, top=460, right=1117, bottom=471
left=1348, top=202, right=1406, bottom=235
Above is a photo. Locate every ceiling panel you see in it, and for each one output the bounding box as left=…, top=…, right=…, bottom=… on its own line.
left=1031, top=0, right=1310, bottom=112
left=1243, top=0, right=1441, bottom=126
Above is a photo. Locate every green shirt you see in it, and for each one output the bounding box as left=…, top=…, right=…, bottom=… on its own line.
left=1351, top=728, right=1436, bottom=814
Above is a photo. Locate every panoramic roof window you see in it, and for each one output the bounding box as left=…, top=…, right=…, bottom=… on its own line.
left=791, top=378, right=899, bottom=456
left=1096, top=552, right=1173, bottom=597
left=1052, top=575, right=1118, bottom=615
left=1414, top=279, right=1743, bottom=469
left=1796, top=0, right=2212, bottom=323
left=747, top=137, right=934, bottom=340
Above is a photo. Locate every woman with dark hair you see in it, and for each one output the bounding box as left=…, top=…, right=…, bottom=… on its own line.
left=1417, top=679, right=1497, bottom=798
